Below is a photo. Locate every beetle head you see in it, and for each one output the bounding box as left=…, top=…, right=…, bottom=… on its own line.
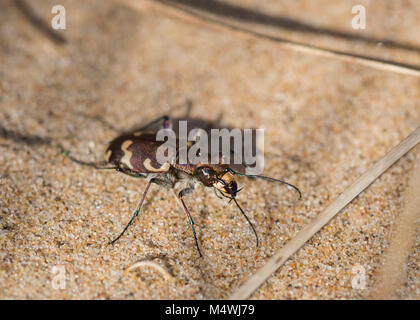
left=196, top=165, right=239, bottom=198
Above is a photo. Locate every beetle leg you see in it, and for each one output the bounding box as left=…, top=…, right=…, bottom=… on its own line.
left=61, top=148, right=117, bottom=170
left=116, top=167, right=147, bottom=179
left=75, top=112, right=121, bottom=132
left=178, top=187, right=195, bottom=198
left=182, top=99, right=193, bottom=118
left=108, top=178, right=153, bottom=245
left=75, top=113, right=170, bottom=134
left=137, top=115, right=170, bottom=131
left=126, top=115, right=170, bottom=134
left=172, top=189, right=202, bottom=257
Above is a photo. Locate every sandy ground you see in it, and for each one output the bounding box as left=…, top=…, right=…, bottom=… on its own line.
left=0, top=0, right=419, bottom=299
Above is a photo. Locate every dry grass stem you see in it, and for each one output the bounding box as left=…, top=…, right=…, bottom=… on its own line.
left=230, top=127, right=420, bottom=299
left=125, top=260, right=175, bottom=282
left=369, top=146, right=420, bottom=299
left=117, top=0, right=420, bottom=78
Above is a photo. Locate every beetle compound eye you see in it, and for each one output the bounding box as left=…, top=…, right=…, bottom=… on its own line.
left=196, top=166, right=216, bottom=186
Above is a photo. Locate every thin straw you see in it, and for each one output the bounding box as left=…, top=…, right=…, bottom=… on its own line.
left=230, top=127, right=420, bottom=299
left=117, top=0, right=420, bottom=78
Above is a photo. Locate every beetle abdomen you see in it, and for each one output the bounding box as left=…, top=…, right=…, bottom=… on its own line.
left=105, top=133, right=170, bottom=173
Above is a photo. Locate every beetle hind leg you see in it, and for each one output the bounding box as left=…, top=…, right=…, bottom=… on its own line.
left=61, top=147, right=117, bottom=170
left=131, top=115, right=171, bottom=133
left=108, top=178, right=153, bottom=245
left=76, top=113, right=171, bottom=135
left=75, top=112, right=121, bottom=133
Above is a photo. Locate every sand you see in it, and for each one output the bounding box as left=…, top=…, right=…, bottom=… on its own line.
left=0, top=0, right=419, bottom=299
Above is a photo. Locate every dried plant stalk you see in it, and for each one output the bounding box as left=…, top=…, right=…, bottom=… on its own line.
left=125, top=260, right=175, bottom=281
left=369, top=145, right=420, bottom=299
left=117, top=0, right=420, bottom=78
left=230, top=127, right=420, bottom=299
left=114, top=0, right=420, bottom=298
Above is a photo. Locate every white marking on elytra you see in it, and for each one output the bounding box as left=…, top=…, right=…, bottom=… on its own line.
left=105, top=149, right=112, bottom=162
left=120, top=140, right=134, bottom=169
left=143, top=158, right=170, bottom=172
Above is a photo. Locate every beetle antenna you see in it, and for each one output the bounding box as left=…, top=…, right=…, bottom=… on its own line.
left=109, top=179, right=153, bottom=245
left=227, top=168, right=302, bottom=199
left=232, top=197, right=259, bottom=247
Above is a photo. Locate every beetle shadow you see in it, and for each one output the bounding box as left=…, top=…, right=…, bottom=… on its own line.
left=163, top=0, right=420, bottom=54
left=0, top=123, right=53, bottom=147
left=13, top=0, right=67, bottom=45
left=79, top=101, right=261, bottom=173
left=167, top=116, right=261, bottom=176
left=160, top=0, right=420, bottom=72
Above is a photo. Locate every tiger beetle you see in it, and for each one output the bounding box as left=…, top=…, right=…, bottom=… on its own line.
left=62, top=115, right=301, bottom=257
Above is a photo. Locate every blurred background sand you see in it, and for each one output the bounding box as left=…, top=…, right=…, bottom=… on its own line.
left=0, top=0, right=419, bottom=299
